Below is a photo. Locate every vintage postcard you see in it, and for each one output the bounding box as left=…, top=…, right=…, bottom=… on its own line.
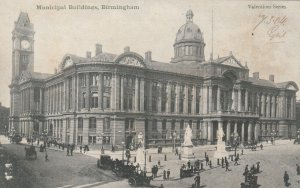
left=0, top=0, right=299, bottom=188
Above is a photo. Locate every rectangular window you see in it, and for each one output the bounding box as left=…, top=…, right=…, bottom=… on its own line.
left=90, top=92, right=98, bottom=108
left=80, top=74, right=86, bottom=86
left=78, top=117, right=83, bottom=129
left=152, top=119, right=157, bottom=131
left=180, top=120, right=184, bottom=130
left=145, top=119, right=149, bottom=131
left=66, top=118, right=70, bottom=130
left=171, top=120, right=176, bottom=130
left=162, top=119, right=167, bottom=130
left=103, top=117, right=110, bottom=131
left=68, top=77, right=73, bottom=109
left=103, top=136, right=111, bottom=144
left=103, top=74, right=111, bottom=87
left=88, top=136, right=96, bottom=144
left=89, top=117, right=96, bottom=129
left=77, top=136, right=83, bottom=144
left=82, top=92, right=86, bottom=108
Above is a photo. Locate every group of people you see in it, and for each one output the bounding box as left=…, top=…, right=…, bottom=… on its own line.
left=163, top=169, right=171, bottom=180
left=151, top=165, right=159, bottom=178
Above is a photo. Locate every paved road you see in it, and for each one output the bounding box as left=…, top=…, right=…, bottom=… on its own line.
left=0, top=136, right=121, bottom=188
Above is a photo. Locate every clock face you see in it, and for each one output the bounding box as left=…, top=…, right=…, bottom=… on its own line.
left=21, top=40, right=30, bottom=49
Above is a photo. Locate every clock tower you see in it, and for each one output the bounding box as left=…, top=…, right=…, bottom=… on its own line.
left=12, top=12, right=34, bottom=80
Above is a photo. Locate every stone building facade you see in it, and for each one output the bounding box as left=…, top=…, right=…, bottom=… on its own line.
left=9, top=11, right=298, bottom=149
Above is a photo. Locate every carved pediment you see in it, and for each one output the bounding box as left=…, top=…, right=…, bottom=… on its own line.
left=220, top=56, right=244, bottom=68
left=119, top=56, right=143, bottom=67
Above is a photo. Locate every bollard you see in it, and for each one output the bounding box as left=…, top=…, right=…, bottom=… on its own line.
left=149, top=155, right=151, bottom=162
left=179, top=154, right=181, bottom=160
left=204, top=152, right=207, bottom=157
left=217, top=158, right=220, bottom=165
left=200, top=162, right=203, bottom=170
left=134, top=156, right=136, bottom=163
left=164, top=154, right=167, bottom=161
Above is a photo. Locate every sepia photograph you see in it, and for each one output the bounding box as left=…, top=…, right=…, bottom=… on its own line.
left=0, top=0, right=299, bottom=187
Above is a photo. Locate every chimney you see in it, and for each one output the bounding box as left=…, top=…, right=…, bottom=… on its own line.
left=95, top=44, right=102, bottom=56
left=269, top=74, right=274, bottom=82
left=253, top=72, right=259, bottom=79
left=145, top=51, right=152, bottom=61
left=124, top=46, right=130, bottom=53
left=86, top=51, right=91, bottom=58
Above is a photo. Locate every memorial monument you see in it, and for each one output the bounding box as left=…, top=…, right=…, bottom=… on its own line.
left=135, top=132, right=148, bottom=171
left=181, top=124, right=195, bottom=160
left=214, top=128, right=229, bottom=159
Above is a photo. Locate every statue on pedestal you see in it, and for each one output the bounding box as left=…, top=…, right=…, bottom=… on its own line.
left=183, top=124, right=193, bottom=146
left=137, top=132, right=144, bottom=149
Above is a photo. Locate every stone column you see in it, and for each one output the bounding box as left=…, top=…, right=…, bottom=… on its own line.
left=271, top=96, right=275, bottom=118
left=231, top=89, right=235, bottom=110
left=139, top=78, right=145, bottom=112
left=98, top=73, right=103, bottom=110
left=217, top=86, right=221, bottom=112
left=266, top=94, right=271, bottom=118
left=115, top=74, right=120, bottom=111
left=208, top=86, right=212, bottom=113
left=234, top=121, right=238, bottom=133
left=261, top=94, right=265, bottom=117
left=175, top=83, right=180, bottom=113
left=157, top=83, right=162, bottom=113
left=207, top=121, right=213, bottom=144
left=192, top=85, right=196, bottom=114
left=248, top=122, right=252, bottom=142
left=40, top=88, right=43, bottom=113
left=82, top=118, right=89, bottom=144
left=86, top=74, right=90, bottom=110
left=166, top=82, right=171, bottom=113
left=201, top=121, right=208, bottom=139
left=254, top=123, right=259, bottom=141
left=199, top=86, right=202, bottom=114
left=245, top=90, right=249, bottom=112
left=184, top=84, right=188, bottom=114
left=134, top=77, right=139, bottom=112
left=120, top=75, right=124, bottom=111
left=226, top=121, right=231, bottom=142
left=241, top=122, right=245, bottom=143
left=148, top=81, right=153, bottom=111
left=238, top=89, right=242, bottom=111
left=202, top=85, right=208, bottom=114
left=72, top=76, right=76, bottom=111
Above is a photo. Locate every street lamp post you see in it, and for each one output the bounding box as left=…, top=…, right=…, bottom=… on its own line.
left=121, top=141, right=125, bottom=164
left=171, top=130, right=177, bottom=152
left=143, top=150, right=148, bottom=172
left=231, top=132, right=239, bottom=157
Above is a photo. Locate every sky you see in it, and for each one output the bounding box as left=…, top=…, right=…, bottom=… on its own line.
left=0, top=0, right=299, bottom=107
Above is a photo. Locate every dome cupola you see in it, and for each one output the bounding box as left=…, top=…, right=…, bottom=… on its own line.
left=171, top=10, right=205, bottom=63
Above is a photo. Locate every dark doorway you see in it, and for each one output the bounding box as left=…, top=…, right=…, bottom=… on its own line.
left=126, top=135, right=133, bottom=149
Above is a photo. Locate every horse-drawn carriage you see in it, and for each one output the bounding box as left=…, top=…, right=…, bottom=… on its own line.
left=97, top=155, right=113, bottom=170
left=128, top=171, right=152, bottom=187
left=25, top=146, right=37, bottom=160
left=11, top=134, right=22, bottom=144
left=180, top=167, right=194, bottom=178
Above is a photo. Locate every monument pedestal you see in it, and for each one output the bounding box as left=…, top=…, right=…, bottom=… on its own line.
left=181, top=145, right=195, bottom=160
left=214, top=140, right=229, bottom=159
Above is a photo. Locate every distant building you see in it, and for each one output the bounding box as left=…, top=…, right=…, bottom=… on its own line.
left=0, top=102, right=9, bottom=134
left=9, top=10, right=298, bottom=148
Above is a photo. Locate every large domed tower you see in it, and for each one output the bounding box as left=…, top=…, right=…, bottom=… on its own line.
left=171, top=10, right=205, bottom=63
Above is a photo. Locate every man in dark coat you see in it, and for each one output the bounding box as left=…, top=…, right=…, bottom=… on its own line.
left=187, top=160, right=191, bottom=168
left=225, top=161, right=229, bottom=172
left=221, top=157, right=224, bottom=168
left=167, top=169, right=170, bottom=179
left=194, top=173, right=200, bottom=188
left=163, top=170, right=166, bottom=180
left=284, top=171, right=289, bottom=186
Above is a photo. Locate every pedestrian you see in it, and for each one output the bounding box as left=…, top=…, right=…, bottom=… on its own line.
left=175, top=148, right=178, bottom=156
left=260, top=144, right=263, bottom=150
left=80, top=145, right=82, bottom=153
left=284, top=171, right=289, bottom=186
left=225, top=161, right=229, bottom=172
left=234, top=156, right=239, bottom=166
left=221, top=157, right=224, bottom=168
left=155, top=165, right=158, bottom=178
left=256, top=162, right=260, bottom=173
left=209, top=160, right=212, bottom=168
left=297, top=164, right=300, bottom=175
left=194, top=173, right=200, bottom=188
left=70, top=146, right=73, bottom=156
left=158, top=160, right=161, bottom=166
left=163, top=170, right=166, bottom=180
left=67, top=147, right=69, bottom=156
left=45, top=152, right=49, bottom=161
left=241, top=149, right=244, bottom=155
left=187, top=160, right=191, bottom=168
left=205, top=156, right=209, bottom=166
left=152, top=166, right=155, bottom=178
left=167, top=169, right=170, bottom=179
